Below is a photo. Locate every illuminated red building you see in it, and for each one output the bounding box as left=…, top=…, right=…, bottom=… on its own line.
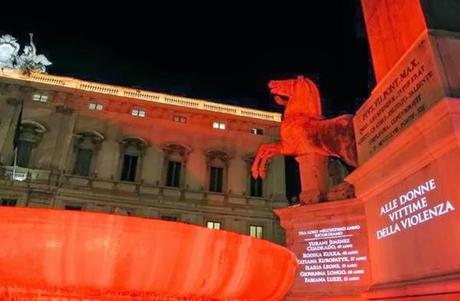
left=0, top=69, right=288, bottom=244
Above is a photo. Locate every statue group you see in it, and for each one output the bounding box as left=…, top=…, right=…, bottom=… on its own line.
left=0, top=33, right=52, bottom=73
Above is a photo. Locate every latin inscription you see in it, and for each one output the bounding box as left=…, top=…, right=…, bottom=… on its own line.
left=354, top=37, right=445, bottom=163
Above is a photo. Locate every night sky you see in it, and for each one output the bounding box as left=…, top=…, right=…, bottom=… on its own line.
left=2, top=1, right=374, bottom=199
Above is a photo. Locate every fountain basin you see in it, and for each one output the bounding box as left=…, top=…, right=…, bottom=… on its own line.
left=0, top=207, right=296, bottom=300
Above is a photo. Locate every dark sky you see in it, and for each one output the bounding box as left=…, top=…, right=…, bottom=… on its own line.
left=2, top=0, right=372, bottom=115
left=3, top=2, right=373, bottom=199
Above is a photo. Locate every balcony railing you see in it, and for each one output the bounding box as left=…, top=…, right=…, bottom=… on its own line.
left=2, top=166, right=51, bottom=182
left=0, top=69, right=282, bottom=122
left=0, top=166, right=286, bottom=209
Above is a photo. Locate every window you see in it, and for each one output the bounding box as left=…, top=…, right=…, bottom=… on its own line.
left=212, top=122, right=226, bottom=130
left=161, top=215, right=178, bottom=221
left=207, top=221, right=221, bottom=230
left=73, top=132, right=104, bottom=177
left=121, top=154, right=138, bottom=181
left=17, top=140, right=34, bottom=168
left=74, top=148, right=93, bottom=176
left=209, top=166, right=223, bottom=192
left=32, top=94, right=48, bottom=103
left=166, top=161, right=182, bottom=187
left=173, top=115, right=187, bottom=123
left=249, top=225, right=263, bottom=238
left=251, top=128, right=264, bottom=135
left=250, top=177, right=263, bottom=197
left=65, top=205, right=82, bottom=211
left=14, top=121, right=47, bottom=169
left=205, top=150, right=229, bottom=193
left=89, top=103, right=103, bottom=110
left=244, top=154, right=267, bottom=198
left=161, top=143, right=191, bottom=188
left=119, top=138, right=147, bottom=182
left=131, top=108, right=146, bottom=117
left=0, top=199, right=17, bottom=206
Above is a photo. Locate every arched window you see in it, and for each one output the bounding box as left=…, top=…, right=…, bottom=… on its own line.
left=119, top=137, right=148, bottom=182
left=205, top=150, right=230, bottom=193
left=15, top=120, right=46, bottom=168
left=161, top=143, right=191, bottom=188
left=72, top=131, right=104, bottom=177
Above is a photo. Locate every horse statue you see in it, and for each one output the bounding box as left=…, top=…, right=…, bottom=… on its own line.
left=251, top=76, right=357, bottom=183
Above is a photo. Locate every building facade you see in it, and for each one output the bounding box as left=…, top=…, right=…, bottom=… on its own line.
left=0, top=69, right=288, bottom=244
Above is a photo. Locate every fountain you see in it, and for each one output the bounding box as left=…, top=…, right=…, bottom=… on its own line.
left=0, top=207, right=296, bottom=300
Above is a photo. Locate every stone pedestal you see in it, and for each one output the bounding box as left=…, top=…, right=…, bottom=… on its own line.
left=275, top=199, right=370, bottom=301
left=348, top=99, right=460, bottom=300
left=296, top=154, right=328, bottom=204
left=347, top=1, right=460, bottom=298
left=275, top=1, right=460, bottom=300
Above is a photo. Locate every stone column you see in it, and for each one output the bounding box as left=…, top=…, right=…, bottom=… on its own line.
left=185, top=150, right=205, bottom=191
left=0, top=85, right=31, bottom=165
left=51, top=98, right=77, bottom=172
left=96, top=121, right=120, bottom=180
left=0, top=97, right=21, bottom=165
left=295, top=153, right=327, bottom=204
left=227, top=155, right=246, bottom=195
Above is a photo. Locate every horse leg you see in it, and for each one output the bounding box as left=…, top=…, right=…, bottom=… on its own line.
left=251, top=145, right=268, bottom=179
left=251, top=144, right=281, bottom=179
left=258, top=145, right=282, bottom=179
left=251, top=146, right=264, bottom=179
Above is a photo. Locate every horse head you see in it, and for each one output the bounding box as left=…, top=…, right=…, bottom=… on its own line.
left=268, top=76, right=322, bottom=118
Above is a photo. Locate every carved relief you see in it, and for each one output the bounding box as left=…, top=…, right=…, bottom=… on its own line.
left=161, top=143, right=192, bottom=161
left=73, top=131, right=104, bottom=152
left=205, top=149, right=231, bottom=167
left=119, top=137, right=149, bottom=156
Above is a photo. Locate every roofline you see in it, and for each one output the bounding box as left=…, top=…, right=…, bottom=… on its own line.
left=0, top=69, right=282, bottom=123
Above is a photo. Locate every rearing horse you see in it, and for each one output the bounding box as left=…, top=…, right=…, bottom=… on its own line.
left=251, top=76, right=357, bottom=179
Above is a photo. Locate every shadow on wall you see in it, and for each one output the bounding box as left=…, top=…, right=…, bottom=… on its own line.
left=286, top=156, right=354, bottom=205
left=285, top=156, right=300, bottom=204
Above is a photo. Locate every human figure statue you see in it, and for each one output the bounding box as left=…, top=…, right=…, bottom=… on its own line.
left=16, top=33, right=52, bottom=73
left=0, top=35, right=20, bottom=69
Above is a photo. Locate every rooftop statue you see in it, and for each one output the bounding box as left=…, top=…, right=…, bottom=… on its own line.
left=0, top=33, right=52, bottom=73
left=252, top=76, right=357, bottom=204
left=0, top=35, right=20, bottom=69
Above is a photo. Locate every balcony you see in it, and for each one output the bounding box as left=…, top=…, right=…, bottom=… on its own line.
left=1, top=166, right=51, bottom=182
left=0, top=166, right=286, bottom=210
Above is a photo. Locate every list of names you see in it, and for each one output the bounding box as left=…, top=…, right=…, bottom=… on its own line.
left=297, top=225, right=367, bottom=284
